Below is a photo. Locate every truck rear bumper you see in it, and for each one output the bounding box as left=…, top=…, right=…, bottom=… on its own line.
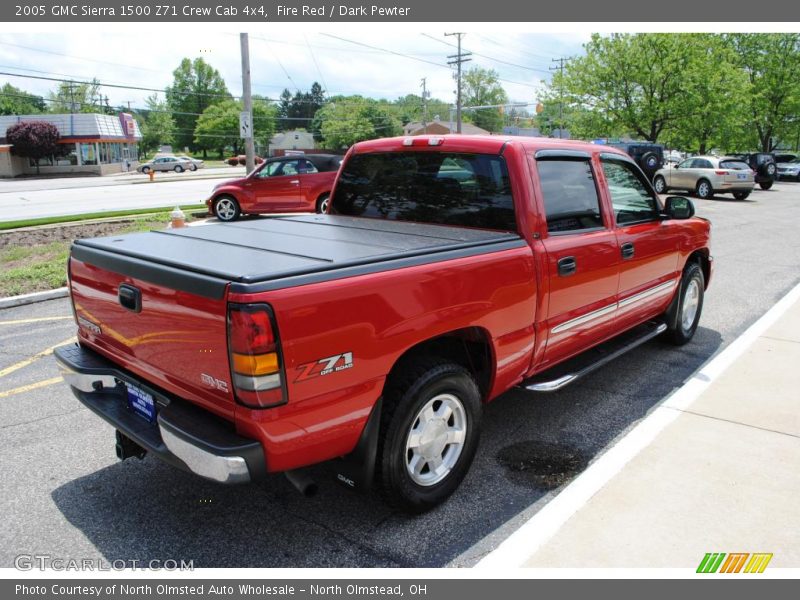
left=54, top=343, right=266, bottom=484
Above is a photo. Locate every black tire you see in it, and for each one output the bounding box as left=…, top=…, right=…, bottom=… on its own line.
left=376, top=357, right=482, bottom=513
left=759, top=180, right=774, bottom=190
left=315, top=194, right=330, bottom=214
left=695, top=179, right=714, bottom=199
left=664, top=262, right=705, bottom=346
left=653, top=175, right=667, bottom=194
left=190, top=164, right=198, bottom=171
left=213, top=195, right=241, bottom=222
left=733, top=190, right=751, bottom=200
left=141, top=166, right=150, bottom=174
left=174, top=165, right=184, bottom=173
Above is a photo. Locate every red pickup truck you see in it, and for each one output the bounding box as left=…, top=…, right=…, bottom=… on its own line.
left=56, top=135, right=711, bottom=512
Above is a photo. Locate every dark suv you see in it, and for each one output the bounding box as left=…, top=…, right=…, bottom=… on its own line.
left=609, top=142, right=665, bottom=182
left=736, top=153, right=777, bottom=190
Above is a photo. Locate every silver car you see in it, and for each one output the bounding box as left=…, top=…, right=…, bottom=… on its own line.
left=138, top=156, right=195, bottom=174
left=653, top=155, right=755, bottom=200
left=777, top=158, right=800, bottom=181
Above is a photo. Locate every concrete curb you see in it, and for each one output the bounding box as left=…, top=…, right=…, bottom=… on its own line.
left=0, top=287, right=69, bottom=309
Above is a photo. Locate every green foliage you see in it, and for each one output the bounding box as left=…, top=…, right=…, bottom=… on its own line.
left=193, top=99, right=276, bottom=157
left=314, top=96, right=402, bottom=150
left=47, top=78, right=106, bottom=113
left=0, top=83, right=46, bottom=115
left=462, top=67, right=508, bottom=133
left=278, top=82, right=325, bottom=135
left=139, top=94, right=176, bottom=156
left=166, top=58, right=231, bottom=152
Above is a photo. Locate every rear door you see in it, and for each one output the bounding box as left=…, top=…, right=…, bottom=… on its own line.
left=599, top=154, right=681, bottom=329
left=252, top=159, right=304, bottom=210
left=532, top=151, right=621, bottom=367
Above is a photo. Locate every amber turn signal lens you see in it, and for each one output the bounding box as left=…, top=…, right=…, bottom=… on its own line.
left=232, top=352, right=279, bottom=376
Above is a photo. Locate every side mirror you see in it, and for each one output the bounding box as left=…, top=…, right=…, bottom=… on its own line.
left=664, top=196, right=695, bottom=219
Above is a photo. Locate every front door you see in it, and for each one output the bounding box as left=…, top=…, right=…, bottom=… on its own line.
left=252, top=159, right=304, bottom=210
left=533, top=153, right=621, bottom=368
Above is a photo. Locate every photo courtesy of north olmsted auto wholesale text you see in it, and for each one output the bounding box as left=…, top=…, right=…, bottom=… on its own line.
left=1, top=0, right=799, bottom=597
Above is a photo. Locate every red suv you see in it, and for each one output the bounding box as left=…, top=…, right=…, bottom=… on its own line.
left=207, top=154, right=343, bottom=221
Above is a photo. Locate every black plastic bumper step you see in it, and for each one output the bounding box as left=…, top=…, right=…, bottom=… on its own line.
left=519, top=320, right=667, bottom=392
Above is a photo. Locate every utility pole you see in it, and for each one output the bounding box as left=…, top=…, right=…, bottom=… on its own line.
left=420, top=77, right=429, bottom=134
left=445, top=32, right=471, bottom=134
left=240, top=33, right=256, bottom=174
left=550, top=57, right=569, bottom=139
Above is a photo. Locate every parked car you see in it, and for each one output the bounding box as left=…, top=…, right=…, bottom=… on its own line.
left=772, top=153, right=797, bottom=164
left=56, top=135, right=711, bottom=512
left=776, top=157, right=800, bottom=181
left=206, top=154, right=343, bottom=221
left=176, top=155, right=204, bottom=171
left=138, top=156, right=195, bottom=174
left=609, top=142, right=665, bottom=182
left=734, top=153, right=777, bottom=190
left=653, top=155, right=755, bottom=200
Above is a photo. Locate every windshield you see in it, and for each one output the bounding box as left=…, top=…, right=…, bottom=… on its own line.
left=331, top=151, right=517, bottom=231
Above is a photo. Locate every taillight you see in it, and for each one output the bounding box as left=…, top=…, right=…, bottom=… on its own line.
left=715, top=170, right=729, bottom=175
left=227, top=303, right=286, bottom=408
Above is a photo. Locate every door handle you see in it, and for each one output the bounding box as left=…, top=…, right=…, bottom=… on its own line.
left=557, top=256, right=577, bottom=277
left=118, top=284, right=141, bottom=313
left=289, top=179, right=300, bottom=185
left=621, top=242, right=635, bottom=259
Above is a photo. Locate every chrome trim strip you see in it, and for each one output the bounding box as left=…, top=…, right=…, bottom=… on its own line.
left=618, top=280, right=676, bottom=309
left=160, top=426, right=251, bottom=484
left=552, top=303, right=617, bottom=334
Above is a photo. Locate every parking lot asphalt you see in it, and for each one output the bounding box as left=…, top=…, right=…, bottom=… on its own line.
left=1, top=183, right=799, bottom=568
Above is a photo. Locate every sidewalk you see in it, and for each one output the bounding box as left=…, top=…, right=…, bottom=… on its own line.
left=479, top=285, right=800, bottom=569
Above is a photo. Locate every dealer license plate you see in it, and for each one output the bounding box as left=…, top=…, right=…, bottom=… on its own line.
left=737, top=173, right=748, bottom=180
left=126, top=383, right=156, bottom=423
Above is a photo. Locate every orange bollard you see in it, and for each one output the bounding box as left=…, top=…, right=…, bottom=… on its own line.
left=170, top=207, right=186, bottom=229
left=149, top=170, right=154, bottom=182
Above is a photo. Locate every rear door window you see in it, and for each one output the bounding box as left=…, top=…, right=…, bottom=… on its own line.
left=331, top=151, right=516, bottom=231
left=536, top=159, right=603, bottom=233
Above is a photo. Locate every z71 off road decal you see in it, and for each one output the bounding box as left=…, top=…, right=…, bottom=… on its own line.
left=295, top=352, right=353, bottom=382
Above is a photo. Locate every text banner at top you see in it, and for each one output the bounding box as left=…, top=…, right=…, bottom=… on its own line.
left=5, top=0, right=800, bottom=22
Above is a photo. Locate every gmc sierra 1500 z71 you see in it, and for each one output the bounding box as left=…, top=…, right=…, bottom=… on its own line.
left=56, top=135, right=712, bottom=512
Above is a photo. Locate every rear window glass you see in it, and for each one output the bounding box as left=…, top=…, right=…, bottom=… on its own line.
left=719, top=160, right=751, bottom=170
left=537, top=159, right=603, bottom=233
left=330, top=151, right=516, bottom=231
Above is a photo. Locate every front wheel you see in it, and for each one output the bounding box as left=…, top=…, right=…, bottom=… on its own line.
left=213, top=196, right=241, bottom=222
left=653, top=176, right=667, bottom=194
left=377, top=358, right=482, bottom=513
left=315, top=194, right=330, bottom=214
left=695, top=179, right=714, bottom=199
left=141, top=166, right=151, bottom=174
left=759, top=180, right=774, bottom=190
left=664, top=262, right=705, bottom=346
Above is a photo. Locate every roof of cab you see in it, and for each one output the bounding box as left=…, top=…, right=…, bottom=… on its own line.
left=351, top=134, right=630, bottom=158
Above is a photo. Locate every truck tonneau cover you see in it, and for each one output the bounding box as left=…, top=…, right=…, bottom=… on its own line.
left=72, top=215, right=523, bottom=299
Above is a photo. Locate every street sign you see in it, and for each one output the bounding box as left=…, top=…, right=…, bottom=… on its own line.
left=239, top=111, right=252, bottom=139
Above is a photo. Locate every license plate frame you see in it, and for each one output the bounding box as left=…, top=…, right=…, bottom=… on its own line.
left=125, top=383, right=156, bottom=423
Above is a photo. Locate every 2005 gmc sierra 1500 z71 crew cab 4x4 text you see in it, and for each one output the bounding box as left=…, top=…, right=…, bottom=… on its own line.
left=56, top=135, right=712, bottom=512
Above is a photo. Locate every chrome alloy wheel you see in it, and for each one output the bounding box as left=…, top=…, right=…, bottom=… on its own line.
left=681, top=278, right=700, bottom=331
left=215, top=198, right=237, bottom=221
left=404, top=393, right=467, bottom=486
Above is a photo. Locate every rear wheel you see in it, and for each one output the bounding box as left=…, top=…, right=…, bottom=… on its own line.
left=213, top=196, right=241, bottom=222
left=376, top=358, right=482, bottom=513
left=664, top=262, right=705, bottom=346
left=315, top=194, right=330, bottom=214
left=733, top=190, right=751, bottom=200
left=653, top=175, right=667, bottom=194
left=759, top=180, right=774, bottom=190
left=174, top=165, right=184, bottom=173
left=695, top=179, right=714, bottom=199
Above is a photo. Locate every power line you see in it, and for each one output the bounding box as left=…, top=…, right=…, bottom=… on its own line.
left=422, top=33, right=551, bottom=75
left=445, top=33, right=472, bottom=134
left=0, top=41, right=162, bottom=73
left=550, top=57, right=571, bottom=139
left=304, top=33, right=329, bottom=94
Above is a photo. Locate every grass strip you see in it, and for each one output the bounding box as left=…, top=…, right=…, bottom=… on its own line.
left=0, top=204, right=207, bottom=231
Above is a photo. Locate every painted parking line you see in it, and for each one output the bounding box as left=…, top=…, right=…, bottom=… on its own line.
left=0, top=376, right=63, bottom=399
left=476, top=280, right=800, bottom=569
left=0, top=336, right=76, bottom=379
left=0, top=316, right=72, bottom=326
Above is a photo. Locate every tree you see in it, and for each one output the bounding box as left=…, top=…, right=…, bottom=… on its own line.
left=165, top=58, right=231, bottom=154
left=314, top=96, right=402, bottom=150
left=7, top=120, right=61, bottom=174
left=462, top=67, right=508, bottom=133
left=277, top=82, right=326, bottom=132
left=0, top=83, right=46, bottom=115
left=726, top=34, right=800, bottom=151
left=139, top=94, right=176, bottom=157
left=48, top=78, right=105, bottom=113
left=193, top=99, right=276, bottom=158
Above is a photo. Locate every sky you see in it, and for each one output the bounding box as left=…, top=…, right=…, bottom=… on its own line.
left=0, top=28, right=590, bottom=114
